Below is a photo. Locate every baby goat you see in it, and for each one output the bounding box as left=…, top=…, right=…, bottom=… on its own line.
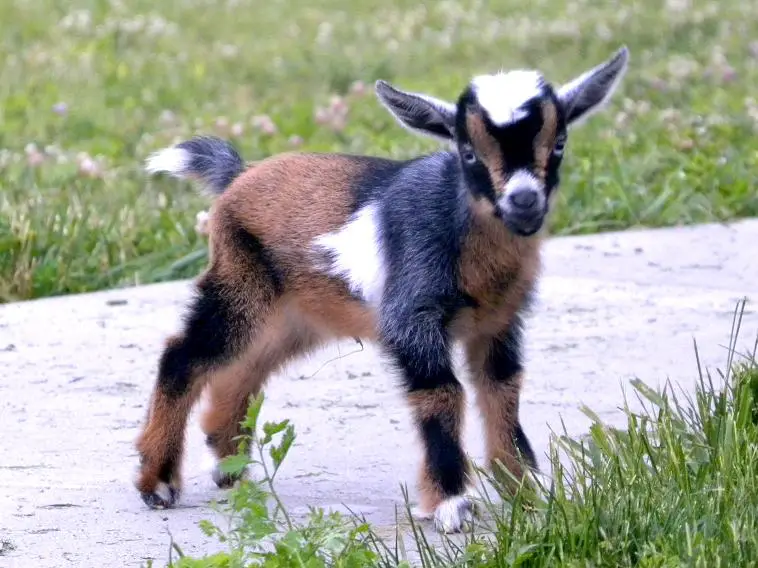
left=136, top=46, right=629, bottom=533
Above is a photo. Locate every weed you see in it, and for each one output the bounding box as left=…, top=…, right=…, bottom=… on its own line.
left=163, top=393, right=381, bottom=568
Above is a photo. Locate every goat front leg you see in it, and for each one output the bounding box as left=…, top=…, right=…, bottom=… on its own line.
left=465, top=317, right=537, bottom=494
left=383, top=316, right=473, bottom=533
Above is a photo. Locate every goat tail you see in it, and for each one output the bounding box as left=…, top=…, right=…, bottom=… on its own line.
left=145, top=136, right=246, bottom=196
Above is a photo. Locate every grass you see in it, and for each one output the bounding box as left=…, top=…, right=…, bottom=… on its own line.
left=156, top=302, right=758, bottom=567
left=1, top=0, right=758, bottom=301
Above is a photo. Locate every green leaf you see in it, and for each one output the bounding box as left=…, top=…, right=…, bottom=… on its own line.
left=242, top=392, right=266, bottom=435
left=270, top=424, right=296, bottom=471
left=262, top=419, right=290, bottom=445
left=218, top=453, right=251, bottom=475
left=198, top=519, right=220, bottom=538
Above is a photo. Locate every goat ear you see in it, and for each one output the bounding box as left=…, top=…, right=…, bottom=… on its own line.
left=557, top=46, right=630, bottom=127
left=375, top=80, right=457, bottom=142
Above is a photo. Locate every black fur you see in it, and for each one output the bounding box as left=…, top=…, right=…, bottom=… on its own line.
left=376, top=80, right=456, bottom=141
left=157, top=277, right=250, bottom=398
left=454, top=84, right=568, bottom=208
left=484, top=314, right=538, bottom=470
left=543, top=87, right=568, bottom=196
left=376, top=153, right=468, bottom=372
left=514, top=423, right=537, bottom=469
left=560, top=47, right=629, bottom=124
left=333, top=149, right=537, bottom=502
left=349, top=155, right=410, bottom=211
left=420, top=412, right=468, bottom=496
left=157, top=454, right=177, bottom=483
left=158, top=224, right=284, bottom=400
left=352, top=153, right=472, bottom=502
left=230, top=224, right=286, bottom=296
left=176, top=136, right=245, bottom=194
left=484, top=314, right=525, bottom=379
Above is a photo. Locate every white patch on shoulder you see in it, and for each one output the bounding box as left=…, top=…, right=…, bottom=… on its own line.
left=312, top=202, right=386, bottom=307
left=471, top=70, right=545, bottom=126
left=145, top=147, right=190, bottom=176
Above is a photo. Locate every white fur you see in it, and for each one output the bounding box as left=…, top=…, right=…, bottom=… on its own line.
left=312, top=203, right=386, bottom=307
left=154, top=481, right=174, bottom=506
left=145, top=147, right=191, bottom=176
left=433, top=495, right=475, bottom=533
left=410, top=505, right=434, bottom=521
left=471, top=70, right=544, bottom=126
left=499, top=169, right=546, bottom=210
left=411, top=487, right=480, bottom=528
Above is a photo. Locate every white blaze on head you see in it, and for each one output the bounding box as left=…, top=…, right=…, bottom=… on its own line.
left=471, top=70, right=545, bottom=126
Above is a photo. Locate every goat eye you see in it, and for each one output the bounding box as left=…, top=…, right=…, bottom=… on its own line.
left=553, top=136, right=567, bottom=156
left=461, top=148, right=477, bottom=165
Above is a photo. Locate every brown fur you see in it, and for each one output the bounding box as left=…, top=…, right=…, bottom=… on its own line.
left=416, top=457, right=442, bottom=513
left=452, top=197, right=541, bottom=340
left=219, top=153, right=363, bottom=251
left=407, top=384, right=469, bottom=512
left=200, top=299, right=322, bottom=459
left=135, top=334, right=209, bottom=495
left=137, top=47, right=629, bottom=519
left=136, top=297, right=323, bottom=496
left=449, top=193, right=542, bottom=494
left=533, top=100, right=558, bottom=180
left=217, top=153, right=380, bottom=340
left=466, top=336, right=527, bottom=491
left=466, top=111, right=506, bottom=192
left=136, top=155, right=385, bottom=498
left=465, top=101, right=558, bottom=192
left=407, top=383, right=465, bottom=424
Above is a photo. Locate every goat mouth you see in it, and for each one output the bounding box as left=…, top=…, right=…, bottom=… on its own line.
left=511, top=223, right=542, bottom=237
left=500, top=211, right=544, bottom=237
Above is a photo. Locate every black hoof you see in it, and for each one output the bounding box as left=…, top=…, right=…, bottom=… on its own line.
left=141, top=483, right=179, bottom=509
left=212, top=466, right=243, bottom=489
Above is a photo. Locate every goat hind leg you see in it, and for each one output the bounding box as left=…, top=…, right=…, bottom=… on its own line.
left=135, top=274, right=271, bottom=509
left=201, top=311, right=319, bottom=488
left=200, top=361, right=260, bottom=489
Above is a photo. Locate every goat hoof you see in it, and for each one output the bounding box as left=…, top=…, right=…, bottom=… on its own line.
left=212, top=465, right=244, bottom=489
left=433, top=495, right=476, bottom=534
left=410, top=505, right=434, bottom=521
left=141, top=482, right=179, bottom=509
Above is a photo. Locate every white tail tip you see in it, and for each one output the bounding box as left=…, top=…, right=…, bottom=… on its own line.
left=145, top=147, right=191, bottom=176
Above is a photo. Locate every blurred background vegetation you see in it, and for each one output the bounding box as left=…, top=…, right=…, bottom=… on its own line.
left=1, top=0, right=757, bottom=302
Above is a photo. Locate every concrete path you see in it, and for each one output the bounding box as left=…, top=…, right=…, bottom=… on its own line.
left=1, top=219, right=756, bottom=567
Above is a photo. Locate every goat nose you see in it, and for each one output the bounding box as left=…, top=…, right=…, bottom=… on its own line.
left=508, top=189, right=538, bottom=209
